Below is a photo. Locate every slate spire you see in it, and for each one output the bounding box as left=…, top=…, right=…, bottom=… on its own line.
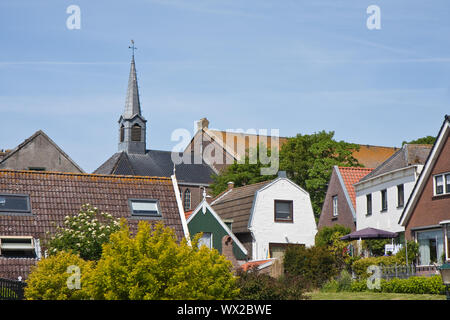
left=123, top=41, right=141, bottom=119
left=118, top=40, right=147, bottom=155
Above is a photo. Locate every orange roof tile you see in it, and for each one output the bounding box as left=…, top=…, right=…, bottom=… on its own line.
left=240, top=259, right=274, bottom=272
left=184, top=210, right=193, bottom=220
left=338, top=167, right=374, bottom=208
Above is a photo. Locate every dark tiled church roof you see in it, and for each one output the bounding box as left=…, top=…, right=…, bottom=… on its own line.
left=94, top=150, right=216, bottom=185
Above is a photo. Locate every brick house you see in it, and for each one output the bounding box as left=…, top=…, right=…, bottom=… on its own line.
left=399, top=115, right=450, bottom=265
left=0, top=169, right=187, bottom=280
left=318, top=166, right=374, bottom=232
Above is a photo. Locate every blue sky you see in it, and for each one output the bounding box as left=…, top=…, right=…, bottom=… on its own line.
left=0, top=0, right=449, bottom=172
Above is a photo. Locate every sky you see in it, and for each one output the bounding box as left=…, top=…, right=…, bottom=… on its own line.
left=0, top=0, right=449, bottom=173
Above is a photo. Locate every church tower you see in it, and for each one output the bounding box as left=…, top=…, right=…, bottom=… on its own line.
left=118, top=40, right=147, bottom=154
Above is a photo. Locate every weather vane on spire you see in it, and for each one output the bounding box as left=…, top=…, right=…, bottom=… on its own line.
left=129, top=39, right=137, bottom=57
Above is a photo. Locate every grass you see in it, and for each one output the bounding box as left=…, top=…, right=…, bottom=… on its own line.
left=308, top=291, right=446, bottom=300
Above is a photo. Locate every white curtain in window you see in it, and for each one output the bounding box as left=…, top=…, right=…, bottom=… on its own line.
left=417, top=229, right=444, bottom=265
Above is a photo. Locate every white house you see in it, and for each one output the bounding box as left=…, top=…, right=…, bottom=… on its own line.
left=211, top=172, right=317, bottom=261
left=354, top=144, right=432, bottom=234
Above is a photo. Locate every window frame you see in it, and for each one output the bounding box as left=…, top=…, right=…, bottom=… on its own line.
left=434, top=172, right=450, bottom=196
left=131, top=124, right=142, bottom=142
left=128, top=199, right=162, bottom=218
left=397, top=184, right=404, bottom=208
left=366, top=193, right=372, bottom=216
left=380, top=189, right=388, bottom=212
left=0, top=194, right=32, bottom=215
left=274, top=199, right=294, bottom=223
left=332, top=195, right=338, bottom=217
left=183, top=189, right=191, bottom=211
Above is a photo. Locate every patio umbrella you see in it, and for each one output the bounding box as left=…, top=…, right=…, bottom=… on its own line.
left=340, top=227, right=398, bottom=241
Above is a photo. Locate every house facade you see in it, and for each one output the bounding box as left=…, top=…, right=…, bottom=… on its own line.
left=0, top=169, right=187, bottom=280
left=318, top=166, right=373, bottom=232
left=399, top=115, right=450, bottom=265
left=211, top=173, right=317, bottom=261
left=186, top=199, right=248, bottom=264
left=94, top=51, right=215, bottom=211
left=354, top=144, right=432, bottom=234
left=0, top=130, right=84, bottom=173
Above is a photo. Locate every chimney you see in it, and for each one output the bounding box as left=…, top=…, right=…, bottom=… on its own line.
left=227, top=181, right=234, bottom=190
left=277, top=171, right=287, bottom=178
left=197, top=117, right=209, bottom=131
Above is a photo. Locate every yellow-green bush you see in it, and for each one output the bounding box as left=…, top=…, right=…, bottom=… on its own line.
left=84, top=220, right=239, bottom=300
left=351, top=256, right=400, bottom=279
left=350, top=276, right=445, bottom=295
left=25, top=251, right=94, bottom=300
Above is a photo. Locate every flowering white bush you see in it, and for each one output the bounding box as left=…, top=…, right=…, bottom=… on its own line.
left=46, top=204, right=121, bottom=260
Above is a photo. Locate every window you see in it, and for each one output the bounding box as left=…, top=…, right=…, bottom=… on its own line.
left=183, top=189, right=191, bottom=211
left=434, top=173, right=450, bottom=195
left=131, top=124, right=141, bottom=142
left=120, top=125, right=125, bottom=142
left=0, top=236, right=36, bottom=258
left=397, top=184, right=404, bottom=208
left=198, top=232, right=212, bottom=249
left=129, top=199, right=161, bottom=216
left=332, top=195, right=338, bottom=217
left=274, top=200, right=293, bottom=222
left=366, top=194, right=372, bottom=216
left=381, top=189, right=387, bottom=212
left=28, top=167, right=46, bottom=171
left=435, top=175, right=444, bottom=195
left=0, top=194, right=31, bottom=214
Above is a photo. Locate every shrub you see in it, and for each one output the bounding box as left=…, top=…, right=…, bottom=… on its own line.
left=351, top=256, right=400, bottom=280
left=284, top=245, right=339, bottom=288
left=46, top=204, right=120, bottom=261
left=395, top=241, right=419, bottom=264
left=363, top=239, right=391, bottom=256
left=315, top=225, right=351, bottom=247
left=321, top=269, right=352, bottom=293
left=25, top=251, right=94, bottom=300
left=84, top=220, right=239, bottom=300
left=350, top=276, right=446, bottom=295
left=236, top=267, right=308, bottom=300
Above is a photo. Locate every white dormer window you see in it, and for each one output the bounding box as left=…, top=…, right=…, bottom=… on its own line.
left=129, top=199, right=161, bottom=217
left=0, top=236, right=36, bottom=258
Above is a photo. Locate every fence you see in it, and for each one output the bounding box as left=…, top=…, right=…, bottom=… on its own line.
left=380, top=264, right=439, bottom=280
left=0, top=278, right=26, bottom=300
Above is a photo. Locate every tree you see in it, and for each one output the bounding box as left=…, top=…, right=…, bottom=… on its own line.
left=210, top=144, right=277, bottom=196
left=25, top=251, right=94, bottom=300
left=402, top=135, right=436, bottom=146
left=46, top=204, right=120, bottom=261
left=280, top=131, right=361, bottom=217
left=84, top=220, right=239, bottom=300
left=315, top=225, right=351, bottom=247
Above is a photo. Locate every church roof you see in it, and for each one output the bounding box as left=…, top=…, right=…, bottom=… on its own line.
left=93, top=150, right=215, bottom=185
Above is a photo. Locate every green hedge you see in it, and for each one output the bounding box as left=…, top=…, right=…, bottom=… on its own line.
left=351, top=256, right=401, bottom=279
left=350, top=276, right=446, bottom=295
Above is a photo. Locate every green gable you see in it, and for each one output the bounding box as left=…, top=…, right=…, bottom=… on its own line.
left=187, top=205, right=247, bottom=260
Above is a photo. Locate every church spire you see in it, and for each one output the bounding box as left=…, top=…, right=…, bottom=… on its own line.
left=118, top=40, right=147, bottom=155
left=122, top=40, right=141, bottom=119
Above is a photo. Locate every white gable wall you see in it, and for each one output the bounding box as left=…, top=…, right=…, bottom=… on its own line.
left=249, top=178, right=317, bottom=260
left=355, top=166, right=422, bottom=233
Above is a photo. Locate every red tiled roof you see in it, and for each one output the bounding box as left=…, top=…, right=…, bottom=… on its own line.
left=338, top=167, right=374, bottom=208
left=0, top=258, right=37, bottom=280
left=184, top=210, right=193, bottom=220
left=240, top=259, right=273, bottom=272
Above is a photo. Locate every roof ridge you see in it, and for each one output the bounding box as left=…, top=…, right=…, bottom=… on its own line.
left=0, top=169, right=172, bottom=181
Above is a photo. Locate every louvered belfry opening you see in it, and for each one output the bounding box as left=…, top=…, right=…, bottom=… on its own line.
left=120, top=125, right=125, bottom=142
left=131, top=124, right=141, bottom=142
